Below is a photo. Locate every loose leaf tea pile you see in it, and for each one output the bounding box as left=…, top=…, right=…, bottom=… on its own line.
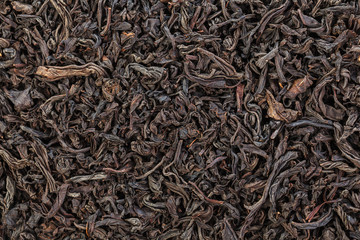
left=0, top=0, right=360, bottom=239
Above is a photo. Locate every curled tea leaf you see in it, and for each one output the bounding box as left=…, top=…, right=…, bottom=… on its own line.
left=11, top=1, right=34, bottom=14
left=285, top=76, right=313, bottom=99
left=35, top=63, right=107, bottom=80
left=266, top=90, right=300, bottom=122
left=298, top=9, right=321, bottom=28
left=292, top=209, right=333, bottom=230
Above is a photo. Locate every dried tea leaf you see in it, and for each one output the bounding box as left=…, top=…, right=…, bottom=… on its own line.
left=292, top=209, right=333, bottom=230
left=47, top=184, right=70, bottom=218
left=35, top=63, right=107, bottom=80
left=298, top=9, right=321, bottom=27
left=266, top=90, right=300, bottom=122
left=4, top=176, right=16, bottom=210
left=102, top=79, right=121, bottom=102
left=11, top=1, right=34, bottom=14
left=5, top=87, right=33, bottom=111
left=285, top=76, right=313, bottom=99
left=222, top=219, right=238, bottom=240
